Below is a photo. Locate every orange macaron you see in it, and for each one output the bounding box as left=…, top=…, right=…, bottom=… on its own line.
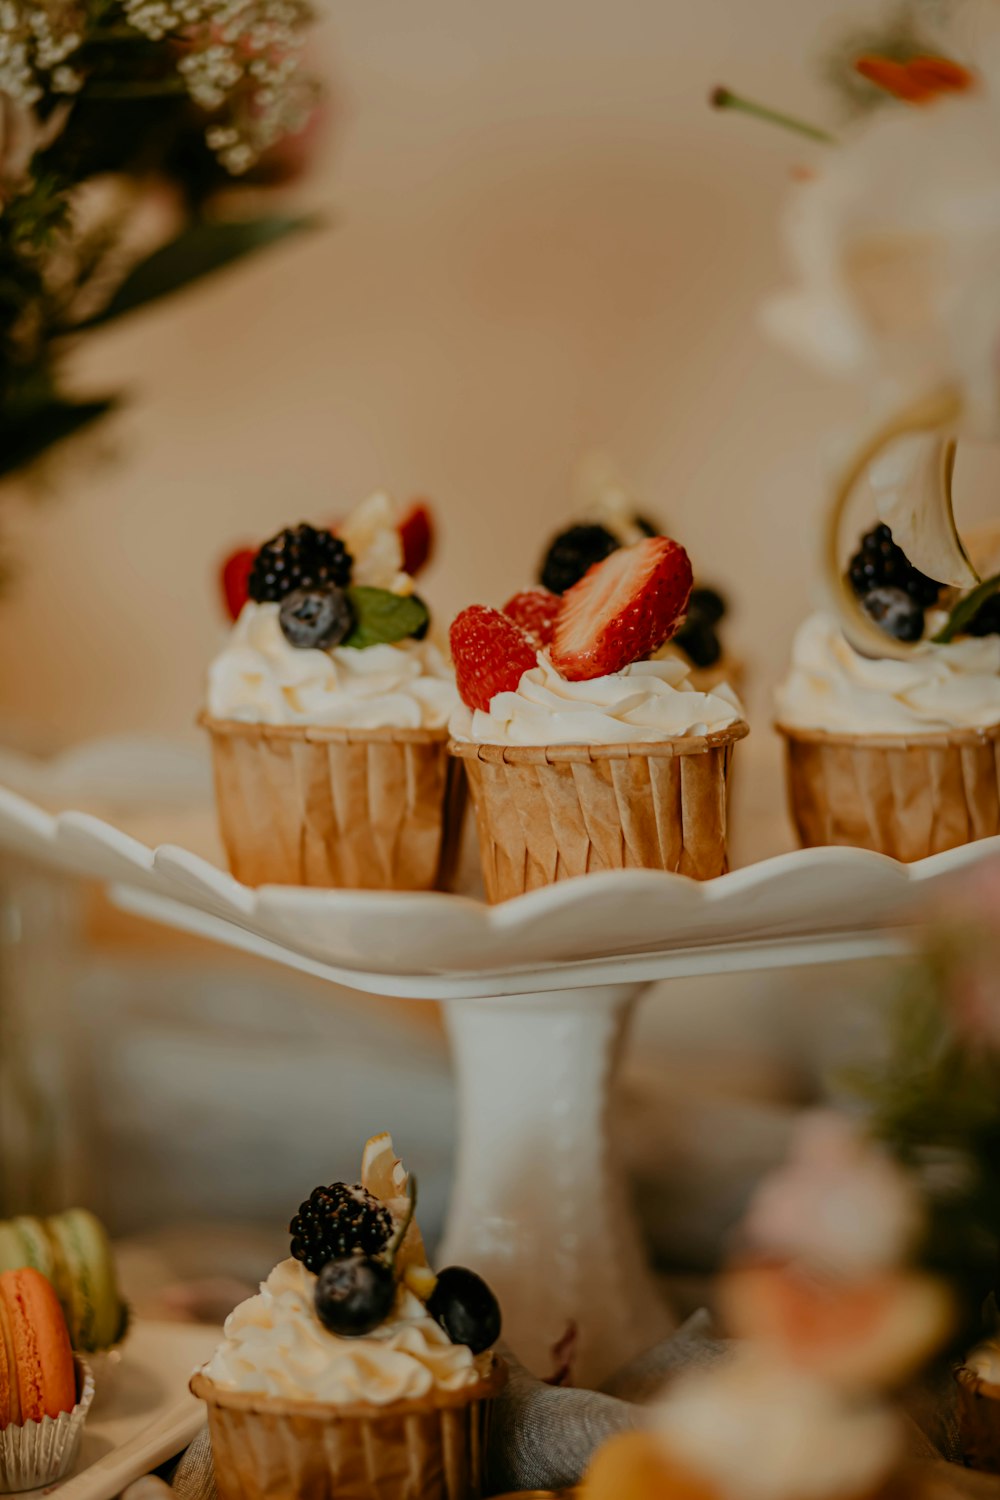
left=0, top=1267, right=77, bottom=1428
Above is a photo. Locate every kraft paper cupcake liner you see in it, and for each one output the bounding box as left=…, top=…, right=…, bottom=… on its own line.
left=776, top=721, right=1000, bottom=862
left=0, top=1357, right=94, bottom=1494
left=954, top=1365, right=1000, bottom=1473
left=191, top=1357, right=505, bottom=1500
left=449, top=723, right=748, bottom=903
left=200, top=715, right=466, bottom=891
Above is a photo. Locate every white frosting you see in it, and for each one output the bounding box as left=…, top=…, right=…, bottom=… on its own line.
left=203, top=1258, right=489, bottom=1404
left=208, top=603, right=458, bottom=730
left=968, top=1343, right=1000, bottom=1386
left=655, top=1355, right=900, bottom=1500
left=450, top=654, right=743, bottom=746
left=776, top=612, right=1000, bottom=735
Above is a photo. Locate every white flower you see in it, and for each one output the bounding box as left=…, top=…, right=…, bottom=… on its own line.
left=764, top=84, right=1000, bottom=439
left=741, top=1112, right=923, bottom=1277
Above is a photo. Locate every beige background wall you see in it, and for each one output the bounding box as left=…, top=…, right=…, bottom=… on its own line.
left=0, top=0, right=889, bottom=745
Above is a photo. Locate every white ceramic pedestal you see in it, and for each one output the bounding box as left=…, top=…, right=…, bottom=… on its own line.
left=441, top=983, right=670, bottom=1387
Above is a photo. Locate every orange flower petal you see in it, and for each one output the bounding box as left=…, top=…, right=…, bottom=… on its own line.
left=855, top=55, right=933, bottom=103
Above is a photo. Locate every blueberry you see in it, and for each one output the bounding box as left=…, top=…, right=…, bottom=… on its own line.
left=687, top=586, right=727, bottom=626
left=315, top=1256, right=396, bottom=1337
left=279, top=586, right=354, bottom=650
left=862, top=585, right=925, bottom=643
left=426, top=1266, right=501, bottom=1354
left=674, top=621, right=721, bottom=669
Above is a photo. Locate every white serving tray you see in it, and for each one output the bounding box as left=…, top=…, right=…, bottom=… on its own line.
left=23, top=1320, right=220, bottom=1500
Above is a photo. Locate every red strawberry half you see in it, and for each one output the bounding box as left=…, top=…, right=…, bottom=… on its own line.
left=551, top=537, right=693, bottom=681
left=400, top=502, right=434, bottom=576
left=450, top=606, right=539, bottom=712
left=502, top=589, right=561, bottom=647
left=220, top=546, right=256, bottom=621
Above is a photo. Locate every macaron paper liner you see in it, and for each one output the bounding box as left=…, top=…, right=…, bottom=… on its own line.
left=0, top=1356, right=94, bottom=1494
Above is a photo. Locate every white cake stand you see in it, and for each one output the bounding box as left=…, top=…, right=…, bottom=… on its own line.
left=0, top=770, right=985, bottom=1386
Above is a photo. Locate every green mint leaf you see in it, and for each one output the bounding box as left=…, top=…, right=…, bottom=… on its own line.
left=344, top=587, right=429, bottom=649
left=931, top=572, right=1000, bottom=643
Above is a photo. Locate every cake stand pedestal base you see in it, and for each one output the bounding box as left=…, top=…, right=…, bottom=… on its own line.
left=440, top=982, right=670, bottom=1389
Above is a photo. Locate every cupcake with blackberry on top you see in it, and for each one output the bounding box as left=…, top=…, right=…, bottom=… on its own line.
left=776, top=515, right=1000, bottom=862
left=204, top=493, right=463, bottom=891
left=449, top=531, right=747, bottom=902
left=191, top=1132, right=504, bottom=1500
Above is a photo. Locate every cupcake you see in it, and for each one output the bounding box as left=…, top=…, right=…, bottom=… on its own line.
left=776, top=520, right=1000, bottom=861
left=0, top=1268, right=94, bottom=1492
left=0, top=1210, right=128, bottom=1381
left=579, top=1355, right=903, bottom=1500
left=203, top=494, right=464, bottom=890
left=955, top=1343, right=1000, bottom=1473
left=539, top=487, right=741, bottom=695
left=192, top=1132, right=505, bottom=1500
left=448, top=534, right=747, bottom=902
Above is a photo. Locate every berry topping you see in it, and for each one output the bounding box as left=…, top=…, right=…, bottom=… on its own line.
left=314, top=1256, right=396, bottom=1338
left=399, top=502, right=434, bottom=577
left=861, top=586, right=926, bottom=643
left=426, top=1266, right=502, bottom=1354
left=847, top=523, right=941, bottom=609
left=966, top=593, right=1000, bottom=637
left=672, top=586, right=727, bottom=670
left=502, top=589, right=561, bottom=647
left=450, top=606, right=539, bottom=712
left=249, top=524, right=353, bottom=605
left=220, top=547, right=255, bottom=622
left=550, top=536, right=693, bottom=682
left=290, top=1183, right=393, bottom=1274
left=540, top=523, right=620, bottom=595
left=279, top=586, right=355, bottom=650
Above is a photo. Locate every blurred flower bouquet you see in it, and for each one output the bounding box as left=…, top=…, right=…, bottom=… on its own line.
left=0, top=0, right=321, bottom=482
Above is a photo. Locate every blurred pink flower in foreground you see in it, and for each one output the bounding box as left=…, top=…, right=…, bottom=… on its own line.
left=742, top=1112, right=923, bottom=1277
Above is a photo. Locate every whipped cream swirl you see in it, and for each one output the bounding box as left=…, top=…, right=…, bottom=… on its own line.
left=208, top=603, right=457, bottom=730
left=776, top=612, right=1000, bottom=735
left=203, top=1258, right=489, bottom=1404
left=450, top=653, right=743, bottom=746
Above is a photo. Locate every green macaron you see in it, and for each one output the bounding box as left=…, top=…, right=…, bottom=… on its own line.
left=43, top=1210, right=124, bottom=1353
left=0, top=1216, right=57, bottom=1280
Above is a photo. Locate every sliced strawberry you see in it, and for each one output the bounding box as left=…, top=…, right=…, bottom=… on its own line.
left=551, top=536, right=693, bottom=681
left=400, top=502, right=434, bottom=576
left=502, top=588, right=561, bottom=647
left=450, top=606, right=538, bottom=712
left=220, top=546, right=256, bottom=621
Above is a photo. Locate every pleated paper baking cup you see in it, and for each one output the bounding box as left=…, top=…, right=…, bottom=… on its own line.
left=777, top=721, right=1000, bottom=862
left=450, top=723, right=748, bottom=903
left=191, top=1357, right=505, bottom=1500
left=954, top=1365, right=1000, bottom=1473
left=0, top=1357, right=94, bottom=1493
left=200, top=715, right=466, bottom=891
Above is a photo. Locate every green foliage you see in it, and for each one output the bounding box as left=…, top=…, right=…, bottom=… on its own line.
left=81, top=215, right=320, bottom=330
left=848, top=930, right=1000, bottom=1341
left=344, top=589, right=430, bottom=650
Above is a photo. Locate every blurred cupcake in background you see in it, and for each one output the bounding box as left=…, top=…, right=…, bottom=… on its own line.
left=205, top=495, right=464, bottom=891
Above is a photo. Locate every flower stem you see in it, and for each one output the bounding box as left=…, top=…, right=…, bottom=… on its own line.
left=710, top=87, right=836, bottom=144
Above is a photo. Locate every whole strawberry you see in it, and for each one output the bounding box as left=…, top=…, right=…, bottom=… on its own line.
left=450, top=606, right=539, bottom=712
left=502, top=589, right=561, bottom=648
left=551, top=537, right=693, bottom=682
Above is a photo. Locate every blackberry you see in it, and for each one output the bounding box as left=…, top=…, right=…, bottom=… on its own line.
left=847, top=524, right=941, bottom=609
left=249, top=524, right=353, bottom=605
left=674, top=620, right=721, bottom=669
left=688, top=586, right=727, bottom=626
left=540, top=524, right=619, bottom=595
left=965, top=592, right=1000, bottom=638
left=289, top=1184, right=393, bottom=1274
